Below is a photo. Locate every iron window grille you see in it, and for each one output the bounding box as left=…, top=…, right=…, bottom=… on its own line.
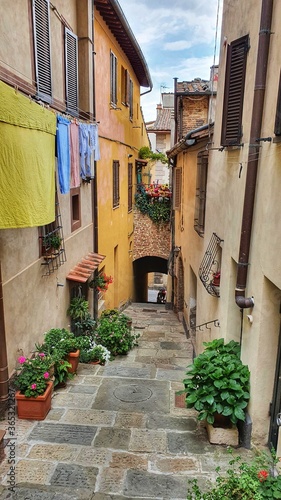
left=40, top=193, right=67, bottom=276
left=32, top=0, right=52, bottom=103
left=198, top=232, right=223, bottom=297
left=221, top=35, right=249, bottom=147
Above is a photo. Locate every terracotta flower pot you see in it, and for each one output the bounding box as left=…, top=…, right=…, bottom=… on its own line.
left=66, top=349, right=80, bottom=374
left=15, top=381, right=53, bottom=420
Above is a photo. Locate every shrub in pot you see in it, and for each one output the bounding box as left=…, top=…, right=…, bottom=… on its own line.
left=181, top=338, right=250, bottom=426
left=94, top=310, right=139, bottom=355
left=67, top=297, right=96, bottom=336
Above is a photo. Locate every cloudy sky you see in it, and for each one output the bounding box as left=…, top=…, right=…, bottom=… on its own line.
left=118, top=0, right=222, bottom=122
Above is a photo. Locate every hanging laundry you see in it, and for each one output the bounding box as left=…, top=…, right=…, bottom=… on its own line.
left=70, top=122, right=80, bottom=188
left=89, top=123, right=101, bottom=162
left=0, top=80, right=56, bottom=228
left=79, top=123, right=89, bottom=180
left=56, top=115, right=70, bottom=194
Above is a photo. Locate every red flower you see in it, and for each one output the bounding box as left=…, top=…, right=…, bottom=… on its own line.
left=257, top=470, right=269, bottom=482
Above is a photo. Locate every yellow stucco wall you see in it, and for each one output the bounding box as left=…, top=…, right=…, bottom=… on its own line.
left=94, top=10, right=150, bottom=310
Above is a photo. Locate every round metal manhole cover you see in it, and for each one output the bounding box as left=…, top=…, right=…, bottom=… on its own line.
left=114, top=385, right=153, bottom=402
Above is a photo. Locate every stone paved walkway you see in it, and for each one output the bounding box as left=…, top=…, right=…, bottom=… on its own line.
left=0, top=303, right=254, bottom=499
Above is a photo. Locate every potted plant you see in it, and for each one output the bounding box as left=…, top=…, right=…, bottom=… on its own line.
left=67, top=297, right=96, bottom=336
left=181, top=338, right=250, bottom=444
left=42, top=233, right=62, bottom=257
left=14, top=353, right=53, bottom=420
left=212, top=270, right=221, bottom=287
left=89, top=272, right=113, bottom=292
left=94, top=310, right=139, bottom=356
left=40, top=328, right=80, bottom=378
left=78, top=336, right=111, bottom=365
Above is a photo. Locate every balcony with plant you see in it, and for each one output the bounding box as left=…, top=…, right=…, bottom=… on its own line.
left=134, top=182, right=172, bottom=224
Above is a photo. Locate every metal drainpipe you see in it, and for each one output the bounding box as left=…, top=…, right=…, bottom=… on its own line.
left=92, top=0, right=99, bottom=320
left=0, top=263, right=9, bottom=410
left=235, top=0, right=273, bottom=309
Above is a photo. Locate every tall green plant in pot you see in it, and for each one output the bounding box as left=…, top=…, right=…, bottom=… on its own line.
left=181, top=338, right=250, bottom=426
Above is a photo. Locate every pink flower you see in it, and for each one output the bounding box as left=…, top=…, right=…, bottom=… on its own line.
left=43, top=372, right=49, bottom=379
left=31, top=383, right=37, bottom=390
left=38, top=353, right=45, bottom=358
left=18, top=356, right=26, bottom=364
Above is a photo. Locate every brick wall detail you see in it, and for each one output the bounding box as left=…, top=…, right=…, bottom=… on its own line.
left=133, top=211, right=171, bottom=261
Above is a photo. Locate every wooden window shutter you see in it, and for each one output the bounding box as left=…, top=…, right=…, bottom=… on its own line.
left=32, top=0, right=52, bottom=102
left=65, top=28, right=78, bottom=115
left=174, top=168, right=182, bottom=209
left=129, top=79, right=133, bottom=120
left=274, top=70, right=281, bottom=136
left=110, top=51, right=117, bottom=106
left=221, top=35, right=249, bottom=146
left=113, top=160, right=120, bottom=208
left=128, top=163, right=133, bottom=212
left=194, top=151, right=208, bottom=236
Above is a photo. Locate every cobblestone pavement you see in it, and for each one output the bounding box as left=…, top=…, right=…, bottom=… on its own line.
left=0, top=303, right=255, bottom=499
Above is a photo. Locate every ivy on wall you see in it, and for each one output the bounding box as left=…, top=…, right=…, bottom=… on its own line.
left=134, top=183, right=172, bottom=224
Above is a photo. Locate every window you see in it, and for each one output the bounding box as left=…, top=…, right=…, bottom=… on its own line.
left=71, top=187, right=81, bottom=231
left=274, top=70, right=281, bottom=136
left=174, top=168, right=182, bottom=209
left=121, top=66, right=129, bottom=106
left=110, top=51, right=118, bottom=106
left=32, top=0, right=52, bottom=102
left=221, top=35, right=249, bottom=146
left=113, top=160, right=120, bottom=208
left=129, top=78, right=133, bottom=120
left=65, top=28, right=78, bottom=115
left=194, top=151, right=208, bottom=236
left=128, top=163, right=133, bottom=212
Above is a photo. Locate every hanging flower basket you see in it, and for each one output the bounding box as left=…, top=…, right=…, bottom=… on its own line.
left=89, top=273, right=113, bottom=292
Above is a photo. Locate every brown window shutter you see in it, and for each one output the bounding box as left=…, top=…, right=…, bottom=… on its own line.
left=174, top=168, right=182, bottom=209
left=221, top=35, right=249, bottom=146
left=32, top=0, right=52, bottom=102
left=274, top=70, right=281, bottom=136
left=65, top=28, right=78, bottom=115
left=113, top=160, right=120, bottom=208
left=194, top=151, right=208, bottom=236
left=129, top=79, right=133, bottom=120
left=110, top=51, right=117, bottom=106
left=128, top=163, right=133, bottom=212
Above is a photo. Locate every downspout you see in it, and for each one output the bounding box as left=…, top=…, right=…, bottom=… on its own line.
left=0, top=263, right=9, bottom=411
left=235, top=0, right=273, bottom=309
left=173, top=77, right=178, bottom=145
left=92, top=0, right=99, bottom=320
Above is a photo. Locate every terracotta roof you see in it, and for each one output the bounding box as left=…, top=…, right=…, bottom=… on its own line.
left=152, top=108, right=172, bottom=131
left=176, top=79, right=212, bottom=94
left=66, top=253, right=106, bottom=283
left=95, top=0, right=152, bottom=89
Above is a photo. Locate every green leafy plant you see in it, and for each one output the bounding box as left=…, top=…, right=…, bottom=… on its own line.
left=15, top=353, right=52, bottom=397
left=135, top=183, right=171, bottom=224
left=54, top=359, right=73, bottom=386
left=67, top=297, right=90, bottom=322
left=186, top=448, right=281, bottom=499
left=41, top=328, right=79, bottom=358
left=43, top=233, right=62, bottom=250
left=138, top=146, right=168, bottom=164
left=77, top=335, right=111, bottom=364
left=94, top=310, right=139, bottom=355
left=181, top=338, right=250, bottom=425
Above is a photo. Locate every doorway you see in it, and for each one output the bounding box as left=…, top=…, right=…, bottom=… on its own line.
left=269, top=322, right=281, bottom=451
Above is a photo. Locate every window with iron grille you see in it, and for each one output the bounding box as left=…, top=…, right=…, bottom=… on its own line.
left=194, top=151, right=208, bottom=237
left=274, top=69, right=281, bottom=136
left=221, top=35, right=249, bottom=146
left=128, top=163, right=133, bottom=212
left=113, top=160, right=120, bottom=208
left=129, top=79, right=133, bottom=120
left=110, top=51, right=118, bottom=106
left=174, top=168, right=182, bottom=209
left=32, top=0, right=52, bottom=102
left=65, top=28, right=78, bottom=115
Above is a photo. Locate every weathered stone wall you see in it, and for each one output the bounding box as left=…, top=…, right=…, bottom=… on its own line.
left=133, top=210, right=171, bottom=260
left=181, top=96, right=209, bottom=135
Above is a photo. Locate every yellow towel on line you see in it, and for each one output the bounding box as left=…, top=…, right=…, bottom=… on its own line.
left=0, top=80, right=57, bottom=229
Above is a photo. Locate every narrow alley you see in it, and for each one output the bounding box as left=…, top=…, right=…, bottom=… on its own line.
left=0, top=304, right=253, bottom=499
